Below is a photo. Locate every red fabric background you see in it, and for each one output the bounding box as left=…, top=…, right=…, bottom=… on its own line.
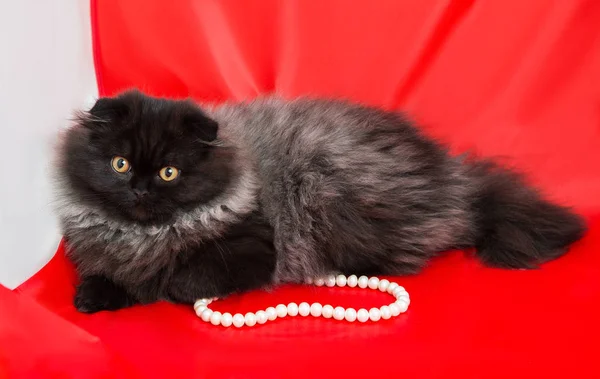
left=4, top=1, right=600, bottom=377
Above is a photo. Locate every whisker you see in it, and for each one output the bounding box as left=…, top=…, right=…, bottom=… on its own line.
left=213, top=239, right=231, bottom=274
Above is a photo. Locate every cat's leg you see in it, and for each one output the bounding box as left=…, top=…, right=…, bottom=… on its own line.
left=272, top=232, right=329, bottom=284
left=270, top=181, right=337, bottom=283
left=270, top=180, right=430, bottom=282
left=166, top=236, right=276, bottom=304
left=74, top=275, right=138, bottom=313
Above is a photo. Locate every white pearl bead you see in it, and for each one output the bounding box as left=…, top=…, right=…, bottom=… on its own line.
left=266, top=307, right=277, bottom=321
left=194, top=300, right=207, bottom=311
left=369, top=308, right=381, bottom=321
left=336, top=275, right=347, bottom=287
left=244, top=312, right=257, bottom=327
left=393, top=286, right=407, bottom=297
left=220, top=312, right=233, bottom=327
left=380, top=305, right=392, bottom=320
left=200, top=309, right=212, bottom=322
left=325, top=275, right=336, bottom=287
left=367, top=277, right=379, bottom=289
left=232, top=313, right=245, bottom=328
left=298, top=302, right=311, bottom=316
left=347, top=275, right=358, bottom=287
left=378, top=279, right=390, bottom=292
left=210, top=311, right=222, bottom=326
left=358, top=276, right=369, bottom=288
left=287, top=302, right=299, bottom=317
left=389, top=303, right=401, bottom=317
left=357, top=308, right=369, bottom=323
left=344, top=308, right=357, bottom=322
left=255, top=310, right=268, bottom=324
left=195, top=305, right=206, bottom=317
left=194, top=274, right=410, bottom=326
left=322, top=304, right=334, bottom=318
left=333, top=306, right=345, bottom=320
left=396, top=300, right=409, bottom=313
left=310, top=303, right=323, bottom=317
left=276, top=304, right=288, bottom=318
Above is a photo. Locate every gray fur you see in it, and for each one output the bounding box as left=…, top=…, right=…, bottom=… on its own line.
left=209, top=98, right=476, bottom=282
left=55, top=152, right=259, bottom=284
left=56, top=93, right=585, bottom=308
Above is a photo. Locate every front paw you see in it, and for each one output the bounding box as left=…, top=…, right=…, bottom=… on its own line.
left=74, top=276, right=133, bottom=313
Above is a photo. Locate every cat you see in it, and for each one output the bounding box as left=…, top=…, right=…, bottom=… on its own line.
left=54, top=90, right=586, bottom=313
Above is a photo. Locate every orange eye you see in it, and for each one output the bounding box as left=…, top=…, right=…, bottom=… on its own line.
left=111, top=156, right=130, bottom=173
left=159, top=166, right=180, bottom=182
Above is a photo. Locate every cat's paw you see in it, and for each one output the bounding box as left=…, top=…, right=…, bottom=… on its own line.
left=74, top=276, right=134, bottom=313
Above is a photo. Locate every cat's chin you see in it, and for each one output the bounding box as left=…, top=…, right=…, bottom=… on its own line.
left=131, top=206, right=151, bottom=221
left=123, top=205, right=174, bottom=226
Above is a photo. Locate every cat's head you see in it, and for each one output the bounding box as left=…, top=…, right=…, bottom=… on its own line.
left=57, top=90, right=234, bottom=225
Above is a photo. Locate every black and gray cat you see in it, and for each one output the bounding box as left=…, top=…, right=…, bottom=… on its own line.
left=55, top=90, right=585, bottom=313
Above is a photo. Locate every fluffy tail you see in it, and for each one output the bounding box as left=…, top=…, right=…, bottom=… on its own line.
left=469, top=161, right=586, bottom=269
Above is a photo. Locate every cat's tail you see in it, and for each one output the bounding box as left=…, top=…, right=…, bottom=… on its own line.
left=467, top=160, right=586, bottom=269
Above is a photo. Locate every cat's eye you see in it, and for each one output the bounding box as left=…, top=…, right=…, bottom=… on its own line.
left=159, top=166, right=180, bottom=182
left=111, top=156, right=130, bottom=173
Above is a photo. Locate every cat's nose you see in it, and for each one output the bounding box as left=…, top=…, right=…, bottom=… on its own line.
left=132, top=189, right=149, bottom=199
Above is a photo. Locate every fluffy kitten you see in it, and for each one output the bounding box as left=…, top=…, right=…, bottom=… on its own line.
left=55, top=90, right=586, bottom=313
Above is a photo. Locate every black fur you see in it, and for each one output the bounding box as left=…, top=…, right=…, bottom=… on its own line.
left=72, top=212, right=275, bottom=313
left=470, top=161, right=586, bottom=268
left=55, top=90, right=586, bottom=313
left=64, top=91, right=228, bottom=225
left=75, top=275, right=137, bottom=313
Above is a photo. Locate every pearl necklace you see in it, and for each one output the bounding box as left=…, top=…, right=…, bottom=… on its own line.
left=194, top=274, right=410, bottom=328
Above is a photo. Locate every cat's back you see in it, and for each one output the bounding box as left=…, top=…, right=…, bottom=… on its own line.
left=212, top=96, right=363, bottom=145
left=210, top=96, right=454, bottom=210
left=211, top=96, right=426, bottom=164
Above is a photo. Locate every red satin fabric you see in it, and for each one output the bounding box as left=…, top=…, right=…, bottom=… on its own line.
left=5, top=1, right=600, bottom=377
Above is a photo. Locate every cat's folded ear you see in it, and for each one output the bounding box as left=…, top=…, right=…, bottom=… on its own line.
left=74, top=96, right=131, bottom=132
left=87, top=97, right=130, bottom=123
left=183, top=109, right=219, bottom=143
